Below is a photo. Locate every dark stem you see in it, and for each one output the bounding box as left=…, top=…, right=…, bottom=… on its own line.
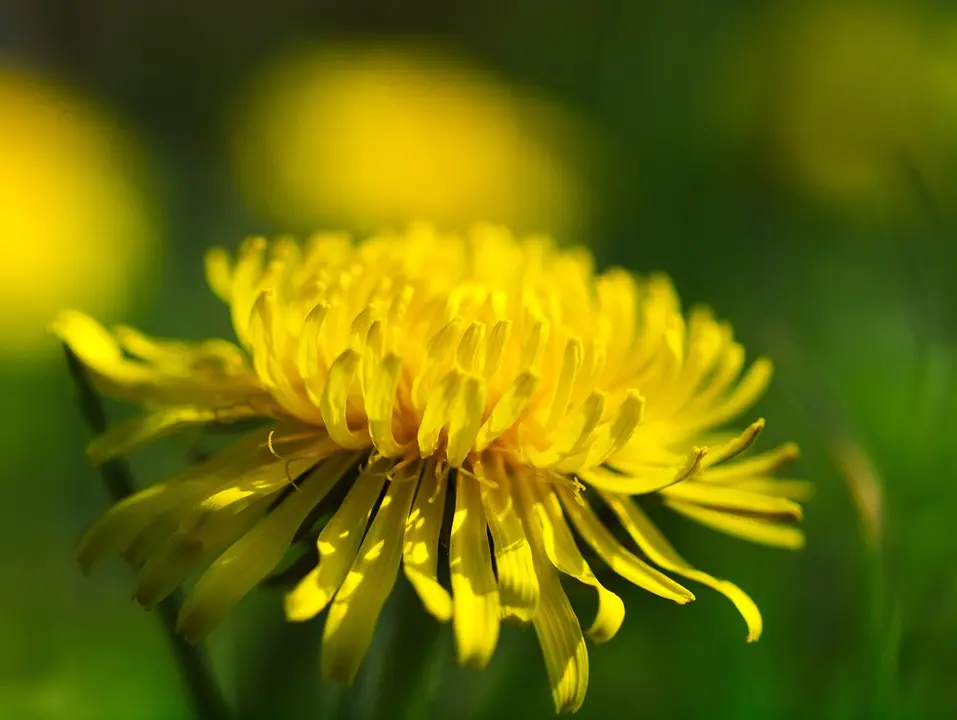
left=64, top=346, right=233, bottom=720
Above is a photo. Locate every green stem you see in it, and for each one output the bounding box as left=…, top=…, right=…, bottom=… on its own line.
left=64, top=346, right=233, bottom=720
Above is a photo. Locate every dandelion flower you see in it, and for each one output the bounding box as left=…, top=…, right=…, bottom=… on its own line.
left=56, top=224, right=808, bottom=713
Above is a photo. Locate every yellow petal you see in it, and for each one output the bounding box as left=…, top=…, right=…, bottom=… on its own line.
left=76, top=432, right=279, bottom=570
left=55, top=310, right=265, bottom=408
left=700, top=442, right=800, bottom=482
left=734, top=478, right=815, bottom=501
left=456, top=322, right=486, bottom=373
left=520, top=485, right=589, bottom=713
left=555, top=486, right=695, bottom=605
left=86, top=407, right=220, bottom=465
left=411, top=317, right=465, bottom=411
left=524, top=391, right=604, bottom=467
left=580, top=446, right=706, bottom=495
left=319, top=350, right=370, bottom=449
left=446, top=376, right=486, bottom=468
left=554, top=390, right=644, bottom=473
left=684, top=342, right=744, bottom=411
left=248, top=291, right=292, bottom=399
left=417, top=369, right=463, bottom=457
left=204, top=247, right=233, bottom=301
left=662, top=482, right=803, bottom=521
left=177, top=452, right=358, bottom=642
left=285, top=464, right=386, bottom=622
left=700, top=419, right=765, bottom=468
left=228, top=237, right=268, bottom=348
left=123, top=514, right=178, bottom=567
left=483, top=320, right=512, bottom=379
left=543, top=337, right=583, bottom=430
left=697, top=358, right=773, bottom=429
left=54, top=309, right=123, bottom=366
left=199, top=433, right=342, bottom=511
left=523, top=483, right=625, bottom=643
left=520, top=319, right=549, bottom=372
left=478, top=458, right=539, bottom=622
left=322, top=466, right=419, bottom=684
left=665, top=499, right=806, bottom=550
left=366, top=354, right=408, bottom=458
left=132, top=498, right=271, bottom=608
left=450, top=475, right=501, bottom=668
left=403, top=460, right=452, bottom=622
left=475, top=371, right=538, bottom=451
left=601, top=492, right=763, bottom=642
left=78, top=480, right=217, bottom=573
left=298, top=303, right=330, bottom=404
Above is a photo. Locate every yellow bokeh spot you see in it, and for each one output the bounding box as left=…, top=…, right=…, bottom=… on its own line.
left=0, top=65, right=156, bottom=357
left=231, top=43, right=594, bottom=236
left=778, top=4, right=941, bottom=206
left=719, top=3, right=957, bottom=211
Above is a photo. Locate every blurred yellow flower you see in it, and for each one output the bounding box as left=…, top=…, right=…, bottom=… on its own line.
left=0, top=65, right=156, bottom=357
left=720, top=3, right=957, bottom=209
left=231, top=44, right=593, bottom=236
left=58, top=224, right=807, bottom=713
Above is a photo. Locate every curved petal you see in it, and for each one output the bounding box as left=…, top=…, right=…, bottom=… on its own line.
left=700, top=442, right=800, bottom=483
left=177, top=452, right=358, bottom=642
left=319, top=350, right=371, bottom=449
left=665, top=499, right=805, bottom=550
left=450, top=474, right=501, bottom=668
left=661, top=482, right=803, bottom=521
left=520, top=482, right=624, bottom=644
left=403, top=460, right=453, bottom=622
left=77, top=432, right=279, bottom=567
left=285, top=462, right=386, bottom=621
left=555, top=486, right=695, bottom=605
left=518, top=479, right=589, bottom=712
left=55, top=310, right=265, bottom=409
left=87, top=407, right=249, bottom=465
left=322, top=466, right=419, bottom=683
left=478, top=457, right=539, bottom=622
left=132, top=497, right=271, bottom=608
left=581, top=446, right=706, bottom=495
left=601, top=492, right=763, bottom=642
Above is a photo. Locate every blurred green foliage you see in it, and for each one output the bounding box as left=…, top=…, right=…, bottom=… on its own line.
left=1, top=0, right=956, bottom=717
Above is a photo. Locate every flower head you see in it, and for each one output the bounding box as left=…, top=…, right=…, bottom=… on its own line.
left=57, top=224, right=808, bottom=713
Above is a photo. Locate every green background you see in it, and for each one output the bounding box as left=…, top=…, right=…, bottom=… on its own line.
left=2, top=0, right=956, bottom=717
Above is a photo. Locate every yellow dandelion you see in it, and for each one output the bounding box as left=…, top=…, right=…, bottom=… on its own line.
left=56, top=224, right=808, bottom=713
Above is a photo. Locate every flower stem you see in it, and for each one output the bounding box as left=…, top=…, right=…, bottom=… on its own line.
left=64, top=346, right=233, bottom=720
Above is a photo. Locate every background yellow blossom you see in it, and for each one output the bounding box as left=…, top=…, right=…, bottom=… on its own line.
left=0, top=66, right=157, bottom=358
left=231, top=43, right=595, bottom=237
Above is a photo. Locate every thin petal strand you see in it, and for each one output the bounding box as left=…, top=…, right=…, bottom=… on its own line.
left=403, top=460, right=453, bottom=622
left=665, top=499, right=806, bottom=550
left=285, top=463, right=386, bottom=621
left=523, top=483, right=626, bottom=643
left=450, top=474, right=501, bottom=669
left=601, top=492, right=763, bottom=642
left=555, top=486, right=695, bottom=606
left=321, top=466, right=419, bottom=683
left=478, top=458, right=540, bottom=622
left=177, top=452, right=358, bottom=642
